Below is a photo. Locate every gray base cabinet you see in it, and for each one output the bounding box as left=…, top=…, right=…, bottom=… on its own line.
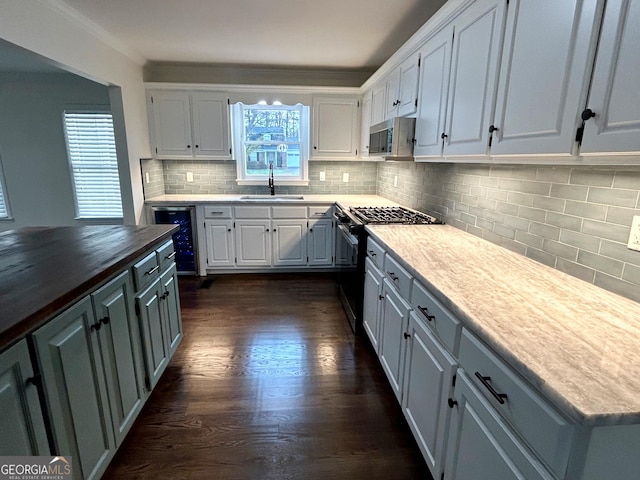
left=0, top=339, right=49, bottom=456
left=33, top=297, right=115, bottom=480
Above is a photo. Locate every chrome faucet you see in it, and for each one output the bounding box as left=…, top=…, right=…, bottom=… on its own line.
left=268, top=162, right=275, bottom=196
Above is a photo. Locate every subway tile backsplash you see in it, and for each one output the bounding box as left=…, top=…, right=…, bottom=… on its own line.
left=378, top=162, right=640, bottom=303
left=144, top=156, right=640, bottom=303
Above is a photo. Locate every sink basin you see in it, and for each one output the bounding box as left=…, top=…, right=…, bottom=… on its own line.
left=240, top=195, right=304, bottom=200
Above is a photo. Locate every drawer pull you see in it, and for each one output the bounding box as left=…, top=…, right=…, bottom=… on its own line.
left=417, top=305, right=435, bottom=322
left=208, top=211, right=224, bottom=215
left=387, top=272, right=399, bottom=282
left=166, top=251, right=176, bottom=260
left=368, top=250, right=376, bottom=257
left=145, top=265, right=160, bottom=276
left=475, top=372, right=508, bottom=404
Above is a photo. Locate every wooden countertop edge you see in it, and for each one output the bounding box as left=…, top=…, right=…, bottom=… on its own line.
left=0, top=225, right=178, bottom=352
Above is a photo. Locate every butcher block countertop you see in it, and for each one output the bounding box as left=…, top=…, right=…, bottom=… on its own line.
left=0, top=225, right=177, bottom=351
left=366, top=224, right=640, bottom=426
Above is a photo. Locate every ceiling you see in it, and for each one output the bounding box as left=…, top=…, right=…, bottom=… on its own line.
left=56, top=0, right=447, bottom=71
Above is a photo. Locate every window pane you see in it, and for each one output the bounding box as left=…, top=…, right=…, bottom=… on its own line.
left=0, top=170, right=8, bottom=218
left=244, top=108, right=301, bottom=142
left=64, top=112, right=123, bottom=218
left=245, top=143, right=301, bottom=177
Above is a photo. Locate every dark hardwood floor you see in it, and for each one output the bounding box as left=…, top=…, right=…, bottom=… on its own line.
left=104, top=273, right=432, bottom=480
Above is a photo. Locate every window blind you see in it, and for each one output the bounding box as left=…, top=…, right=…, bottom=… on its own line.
left=64, top=111, right=123, bottom=218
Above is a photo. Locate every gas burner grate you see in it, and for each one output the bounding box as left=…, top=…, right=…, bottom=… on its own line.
left=350, top=206, right=441, bottom=225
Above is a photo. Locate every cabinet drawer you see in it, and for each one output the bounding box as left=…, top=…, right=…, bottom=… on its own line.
left=156, top=239, right=176, bottom=272
left=410, top=280, right=461, bottom=354
left=132, top=252, right=160, bottom=291
left=272, top=206, right=308, bottom=219
left=458, top=329, right=573, bottom=477
left=366, top=237, right=385, bottom=270
left=235, top=206, right=271, bottom=219
left=308, top=205, right=333, bottom=218
left=383, top=253, right=412, bottom=299
left=204, top=205, right=232, bottom=218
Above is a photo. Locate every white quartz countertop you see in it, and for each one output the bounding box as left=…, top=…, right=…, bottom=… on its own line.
left=366, top=224, right=640, bottom=426
left=145, top=194, right=400, bottom=209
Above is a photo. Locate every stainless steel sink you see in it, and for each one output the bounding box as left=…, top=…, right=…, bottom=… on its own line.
left=239, top=195, right=304, bottom=200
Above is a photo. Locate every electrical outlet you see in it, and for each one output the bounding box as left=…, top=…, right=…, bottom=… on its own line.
left=145, top=172, right=150, bottom=184
left=628, top=216, right=640, bottom=252
left=319, top=171, right=326, bottom=181
left=343, top=172, right=349, bottom=183
left=394, top=175, right=398, bottom=187
left=186, top=171, right=194, bottom=182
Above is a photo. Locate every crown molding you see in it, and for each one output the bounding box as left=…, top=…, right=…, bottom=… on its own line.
left=41, top=0, right=146, bottom=65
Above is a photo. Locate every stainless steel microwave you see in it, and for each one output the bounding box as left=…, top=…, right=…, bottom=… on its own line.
left=369, top=117, right=416, bottom=159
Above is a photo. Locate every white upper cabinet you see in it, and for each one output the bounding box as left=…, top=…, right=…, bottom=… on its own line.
left=360, top=91, right=373, bottom=157
left=147, top=89, right=231, bottom=160
left=581, top=0, right=640, bottom=155
left=384, top=52, right=421, bottom=120
left=414, top=25, right=454, bottom=157
left=490, top=0, right=602, bottom=156
left=371, top=83, right=387, bottom=126
left=311, top=95, right=360, bottom=160
left=443, top=0, right=507, bottom=157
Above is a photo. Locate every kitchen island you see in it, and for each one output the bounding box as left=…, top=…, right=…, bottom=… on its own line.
left=365, top=223, right=640, bottom=480
left=0, top=225, right=181, bottom=480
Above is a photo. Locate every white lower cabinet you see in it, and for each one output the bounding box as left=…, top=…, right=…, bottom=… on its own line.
left=308, top=219, right=333, bottom=266
left=379, top=278, right=410, bottom=402
left=444, top=370, right=554, bottom=480
left=205, top=220, right=235, bottom=268
left=0, top=339, right=49, bottom=456
left=235, top=219, right=272, bottom=267
left=273, top=219, right=307, bottom=266
left=402, top=312, right=457, bottom=479
left=362, top=257, right=384, bottom=352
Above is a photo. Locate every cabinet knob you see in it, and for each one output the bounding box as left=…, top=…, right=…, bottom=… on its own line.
left=581, top=108, right=596, bottom=121
left=99, top=316, right=110, bottom=326
left=187, top=144, right=191, bottom=149
left=378, top=294, right=384, bottom=300
left=489, top=125, right=499, bottom=133
left=441, top=132, right=448, bottom=139
left=313, top=146, right=317, bottom=150
left=91, top=322, right=102, bottom=331
left=447, top=398, right=458, bottom=408
left=266, top=228, right=270, bottom=232
left=227, top=228, right=232, bottom=232
left=26, top=373, right=41, bottom=387
left=195, top=144, right=199, bottom=148
left=310, top=228, right=313, bottom=232
left=403, top=332, right=411, bottom=339
left=273, top=228, right=277, bottom=232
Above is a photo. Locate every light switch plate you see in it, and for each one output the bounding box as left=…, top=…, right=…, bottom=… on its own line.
left=319, top=171, right=326, bottom=181
left=628, top=215, right=640, bottom=252
left=394, top=176, right=398, bottom=187
left=343, top=172, right=349, bottom=183
left=186, top=171, right=194, bottom=182
left=145, top=172, right=150, bottom=184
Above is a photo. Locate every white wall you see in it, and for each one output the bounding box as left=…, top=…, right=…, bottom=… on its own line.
left=0, top=0, right=150, bottom=224
left=0, top=73, right=113, bottom=231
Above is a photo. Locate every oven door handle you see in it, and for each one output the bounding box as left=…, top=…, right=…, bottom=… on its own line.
left=337, top=223, right=359, bottom=247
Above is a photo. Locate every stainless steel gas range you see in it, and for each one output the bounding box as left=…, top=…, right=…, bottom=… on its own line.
left=333, top=204, right=443, bottom=333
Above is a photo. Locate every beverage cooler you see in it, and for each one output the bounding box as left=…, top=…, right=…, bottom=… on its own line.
left=151, top=206, right=197, bottom=274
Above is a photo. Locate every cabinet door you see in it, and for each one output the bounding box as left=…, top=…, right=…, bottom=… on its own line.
left=33, top=297, right=115, bottom=480
left=308, top=219, right=334, bottom=266
left=490, top=0, right=601, bottom=155
left=444, top=0, right=506, bottom=157
left=235, top=220, right=272, bottom=266
left=148, top=90, right=193, bottom=158
left=312, top=96, right=360, bottom=159
left=160, top=264, right=183, bottom=357
left=444, top=371, right=553, bottom=480
left=136, top=280, right=170, bottom=389
left=205, top=220, right=235, bottom=267
left=92, top=272, right=145, bottom=447
left=360, top=91, right=372, bottom=157
left=581, top=0, right=640, bottom=154
left=0, top=340, right=49, bottom=456
left=403, top=313, right=456, bottom=479
left=371, top=84, right=387, bottom=126
left=379, top=279, right=410, bottom=403
left=397, top=52, right=421, bottom=117
left=384, top=68, right=401, bottom=120
left=191, top=92, right=231, bottom=158
left=414, top=25, right=454, bottom=157
left=362, top=258, right=384, bottom=352
left=273, top=219, right=307, bottom=266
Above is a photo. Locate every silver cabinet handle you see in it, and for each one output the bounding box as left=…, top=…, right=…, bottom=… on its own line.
left=166, top=251, right=176, bottom=260
left=145, top=265, right=160, bottom=276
